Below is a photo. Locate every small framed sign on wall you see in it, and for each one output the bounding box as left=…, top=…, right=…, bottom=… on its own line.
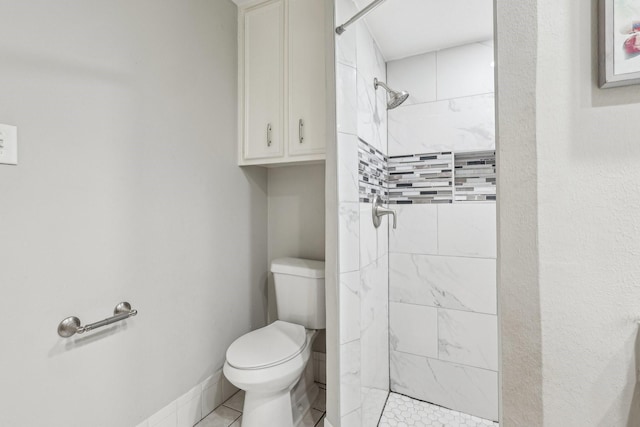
left=599, top=0, right=640, bottom=88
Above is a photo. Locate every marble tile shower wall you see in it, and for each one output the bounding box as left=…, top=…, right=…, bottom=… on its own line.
left=336, top=0, right=390, bottom=425
left=386, top=42, right=499, bottom=422
left=387, top=42, right=496, bottom=156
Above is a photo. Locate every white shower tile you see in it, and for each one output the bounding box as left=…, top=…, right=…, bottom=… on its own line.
left=390, top=302, right=438, bottom=358
left=136, top=421, right=149, bottom=427
left=337, top=64, right=358, bottom=136
left=341, top=408, right=362, bottom=426
left=336, top=28, right=357, bottom=69
left=377, top=207, right=389, bottom=260
left=390, top=351, right=498, bottom=421
left=340, top=340, right=361, bottom=416
left=356, top=21, right=385, bottom=84
left=361, top=387, right=389, bottom=427
left=437, top=42, right=495, bottom=100
left=387, top=52, right=437, bottom=106
left=389, top=253, right=438, bottom=307
left=340, top=270, right=360, bottom=344
left=438, top=309, right=499, bottom=371
left=356, top=22, right=387, bottom=155
left=437, top=204, right=496, bottom=258
left=388, top=93, right=495, bottom=156
left=389, top=253, right=497, bottom=314
left=360, top=256, right=389, bottom=390
left=335, top=0, right=357, bottom=67
left=339, top=202, right=360, bottom=272
left=359, top=203, right=376, bottom=268
left=337, top=133, right=359, bottom=203
left=359, top=203, right=387, bottom=268
left=376, top=49, right=388, bottom=156
left=389, top=204, right=438, bottom=254
left=357, top=70, right=385, bottom=154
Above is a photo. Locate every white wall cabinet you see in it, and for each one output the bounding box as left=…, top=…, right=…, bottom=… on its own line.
left=238, top=0, right=327, bottom=166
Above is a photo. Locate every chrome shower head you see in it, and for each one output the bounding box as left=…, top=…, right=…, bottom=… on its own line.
left=374, top=78, right=409, bottom=110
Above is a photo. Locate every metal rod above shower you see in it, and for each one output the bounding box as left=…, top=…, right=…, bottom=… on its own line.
left=335, top=0, right=388, bottom=35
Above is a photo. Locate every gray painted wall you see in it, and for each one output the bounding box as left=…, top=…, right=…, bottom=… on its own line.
left=0, top=1, right=268, bottom=426
left=267, top=164, right=326, bottom=351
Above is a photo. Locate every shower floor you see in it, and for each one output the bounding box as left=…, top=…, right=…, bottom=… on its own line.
left=379, top=393, right=498, bottom=427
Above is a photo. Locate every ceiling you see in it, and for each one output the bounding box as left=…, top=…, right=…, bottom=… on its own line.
left=352, top=0, right=494, bottom=61
left=232, top=0, right=494, bottom=62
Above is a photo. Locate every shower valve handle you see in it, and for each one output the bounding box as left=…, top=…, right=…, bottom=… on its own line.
left=372, top=195, right=397, bottom=229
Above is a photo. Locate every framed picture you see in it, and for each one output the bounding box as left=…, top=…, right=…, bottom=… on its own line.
left=599, top=0, right=640, bottom=88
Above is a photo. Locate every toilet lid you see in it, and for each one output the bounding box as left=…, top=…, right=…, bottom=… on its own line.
left=226, top=321, right=306, bottom=370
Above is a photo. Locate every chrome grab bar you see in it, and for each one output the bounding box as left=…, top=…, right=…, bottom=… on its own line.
left=57, top=301, right=138, bottom=338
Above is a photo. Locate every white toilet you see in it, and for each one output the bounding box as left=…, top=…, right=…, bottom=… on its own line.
left=223, top=258, right=325, bottom=427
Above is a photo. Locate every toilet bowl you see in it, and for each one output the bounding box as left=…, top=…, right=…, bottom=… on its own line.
left=223, top=322, right=319, bottom=426
left=223, top=258, right=325, bottom=427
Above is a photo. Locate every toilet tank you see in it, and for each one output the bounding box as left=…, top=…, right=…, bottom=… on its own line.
left=271, top=258, right=326, bottom=329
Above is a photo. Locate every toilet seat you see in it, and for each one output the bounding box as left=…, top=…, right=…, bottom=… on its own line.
left=226, top=321, right=306, bottom=370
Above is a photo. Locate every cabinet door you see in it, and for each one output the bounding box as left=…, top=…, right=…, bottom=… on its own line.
left=288, top=0, right=326, bottom=156
left=243, top=0, right=284, bottom=160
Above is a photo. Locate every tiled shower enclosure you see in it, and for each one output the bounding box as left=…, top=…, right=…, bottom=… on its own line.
left=335, top=0, right=498, bottom=424
left=386, top=40, right=498, bottom=422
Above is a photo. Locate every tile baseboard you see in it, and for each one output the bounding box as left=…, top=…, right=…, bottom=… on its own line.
left=135, top=368, right=238, bottom=427
left=137, top=352, right=327, bottom=427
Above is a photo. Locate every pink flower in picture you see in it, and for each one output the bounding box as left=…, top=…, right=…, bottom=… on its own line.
left=624, top=33, right=640, bottom=54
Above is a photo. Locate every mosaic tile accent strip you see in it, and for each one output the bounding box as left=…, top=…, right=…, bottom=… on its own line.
left=356, top=140, right=496, bottom=204
left=358, top=138, right=388, bottom=203
left=388, top=152, right=454, bottom=204
left=455, top=151, right=496, bottom=202
left=379, top=393, right=499, bottom=427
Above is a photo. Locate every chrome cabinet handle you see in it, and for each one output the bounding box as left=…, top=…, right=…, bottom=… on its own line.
left=267, top=123, right=272, bottom=147
left=299, top=119, right=304, bottom=144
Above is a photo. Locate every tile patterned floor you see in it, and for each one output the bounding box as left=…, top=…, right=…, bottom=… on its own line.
left=379, top=393, right=499, bottom=427
left=195, top=383, right=326, bottom=427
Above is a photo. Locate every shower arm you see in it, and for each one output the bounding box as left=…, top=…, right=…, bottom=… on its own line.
left=374, top=78, right=391, bottom=92
left=335, top=0, right=388, bottom=35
